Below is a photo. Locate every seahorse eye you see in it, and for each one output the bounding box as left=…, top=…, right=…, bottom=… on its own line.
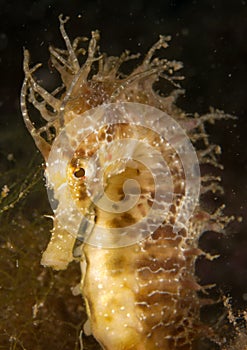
left=74, top=167, right=85, bottom=178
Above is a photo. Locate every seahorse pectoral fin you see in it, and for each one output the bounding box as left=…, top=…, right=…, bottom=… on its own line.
left=72, top=238, right=84, bottom=258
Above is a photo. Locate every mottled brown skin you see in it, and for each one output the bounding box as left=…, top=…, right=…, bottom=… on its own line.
left=55, top=119, right=203, bottom=349
left=134, top=226, right=200, bottom=349
left=21, top=15, right=232, bottom=350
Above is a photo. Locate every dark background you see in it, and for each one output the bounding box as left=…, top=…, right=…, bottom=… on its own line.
left=0, top=0, right=246, bottom=348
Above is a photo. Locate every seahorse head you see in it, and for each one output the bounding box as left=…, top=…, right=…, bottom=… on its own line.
left=20, top=15, right=201, bottom=265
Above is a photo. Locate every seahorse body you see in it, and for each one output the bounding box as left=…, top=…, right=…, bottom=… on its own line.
left=21, top=15, right=232, bottom=349
left=66, top=121, right=199, bottom=349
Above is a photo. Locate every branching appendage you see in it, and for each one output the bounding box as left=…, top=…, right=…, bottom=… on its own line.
left=25, top=15, right=232, bottom=164
left=185, top=108, right=236, bottom=199
left=20, top=15, right=101, bottom=160
left=21, top=51, right=53, bottom=160
left=109, top=34, right=184, bottom=106
left=21, top=15, right=187, bottom=161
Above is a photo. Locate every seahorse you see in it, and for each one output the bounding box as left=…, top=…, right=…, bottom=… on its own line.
left=21, top=15, right=233, bottom=349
